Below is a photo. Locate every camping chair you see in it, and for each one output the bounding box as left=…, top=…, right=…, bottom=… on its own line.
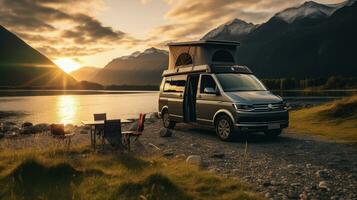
left=103, top=119, right=122, bottom=149
left=93, top=113, right=106, bottom=141
left=50, top=124, right=74, bottom=149
left=122, top=113, right=146, bottom=151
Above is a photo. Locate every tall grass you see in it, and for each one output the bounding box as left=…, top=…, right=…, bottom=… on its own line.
left=0, top=144, right=263, bottom=200
left=288, top=95, right=357, bottom=142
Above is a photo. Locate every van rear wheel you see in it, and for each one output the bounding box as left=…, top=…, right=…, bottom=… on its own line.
left=215, top=115, right=234, bottom=141
left=162, top=111, right=176, bottom=129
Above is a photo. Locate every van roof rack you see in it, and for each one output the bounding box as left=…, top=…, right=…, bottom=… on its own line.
left=162, top=65, right=252, bottom=77
left=168, top=40, right=240, bottom=47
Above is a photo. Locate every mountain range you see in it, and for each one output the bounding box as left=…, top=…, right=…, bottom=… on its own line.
left=1, top=0, right=356, bottom=87
left=90, top=48, right=168, bottom=85
left=0, top=26, right=77, bottom=88
left=203, top=0, right=357, bottom=78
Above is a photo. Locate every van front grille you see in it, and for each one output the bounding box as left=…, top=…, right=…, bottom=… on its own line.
left=252, top=103, right=284, bottom=112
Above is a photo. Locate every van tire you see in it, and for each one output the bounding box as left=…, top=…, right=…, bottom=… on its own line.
left=215, top=115, right=234, bottom=141
left=264, top=129, right=282, bottom=137
left=162, top=111, right=176, bottom=129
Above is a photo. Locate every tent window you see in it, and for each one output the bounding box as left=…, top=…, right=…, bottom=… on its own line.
left=175, top=53, right=193, bottom=66
left=212, top=50, right=234, bottom=63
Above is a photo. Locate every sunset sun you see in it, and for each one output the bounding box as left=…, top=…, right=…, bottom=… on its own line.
left=54, top=58, right=81, bottom=73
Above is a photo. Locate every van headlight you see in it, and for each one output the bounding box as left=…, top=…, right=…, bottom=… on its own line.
left=233, top=104, right=254, bottom=111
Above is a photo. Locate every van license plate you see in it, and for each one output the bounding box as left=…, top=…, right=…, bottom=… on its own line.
left=268, top=123, right=280, bottom=130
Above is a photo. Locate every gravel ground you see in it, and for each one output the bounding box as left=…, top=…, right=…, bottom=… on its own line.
left=137, top=120, right=357, bottom=200
left=1, top=118, right=356, bottom=200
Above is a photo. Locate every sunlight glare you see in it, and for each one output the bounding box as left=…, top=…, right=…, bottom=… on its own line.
left=54, top=58, right=81, bottom=73
left=57, top=95, right=78, bottom=125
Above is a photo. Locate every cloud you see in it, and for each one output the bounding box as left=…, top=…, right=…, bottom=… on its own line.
left=0, top=0, right=138, bottom=58
left=149, top=0, right=319, bottom=42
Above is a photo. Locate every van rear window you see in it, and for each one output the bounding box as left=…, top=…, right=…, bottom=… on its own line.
left=164, top=76, right=186, bottom=93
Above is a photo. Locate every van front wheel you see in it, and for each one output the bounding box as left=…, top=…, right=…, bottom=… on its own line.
left=162, top=111, right=176, bottom=129
left=215, top=115, right=234, bottom=141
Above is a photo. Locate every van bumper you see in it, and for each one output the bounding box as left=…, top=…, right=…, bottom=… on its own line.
left=234, top=110, right=289, bottom=132
left=234, top=121, right=289, bottom=132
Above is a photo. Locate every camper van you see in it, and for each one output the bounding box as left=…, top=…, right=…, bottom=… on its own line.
left=158, top=40, right=289, bottom=141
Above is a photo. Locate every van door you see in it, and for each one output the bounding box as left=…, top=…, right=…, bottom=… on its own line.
left=183, top=74, right=199, bottom=122
left=196, top=74, right=220, bottom=125
left=165, top=75, right=186, bottom=122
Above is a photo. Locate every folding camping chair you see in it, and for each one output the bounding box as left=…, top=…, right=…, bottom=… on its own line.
left=122, top=113, right=146, bottom=151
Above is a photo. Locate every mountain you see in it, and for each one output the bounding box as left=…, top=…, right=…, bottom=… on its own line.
left=70, top=67, right=100, bottom=81
left=92, top=48, right=168, bottom=85
left=203, top=0, right=357, bottom=79
left=202, top=19, right=258, bottom=41
left=0, top=25, right=77, bottom=87
left=275, top=1, right=343, bottom=24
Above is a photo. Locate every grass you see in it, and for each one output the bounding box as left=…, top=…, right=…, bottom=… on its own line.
left=0, top=145, right=263, bottom=200
left=288, top=95, right=357, bottom=142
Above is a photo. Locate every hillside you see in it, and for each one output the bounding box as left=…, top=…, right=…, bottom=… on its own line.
left=288, top=95, right=357, bottom=142
left=0, top=26, right=77, bottom=88
left=203, top=1, right=357, bottom=79
left=92, top=48, right=168, bottom=85
left=70, top=67, right=100, bottom=81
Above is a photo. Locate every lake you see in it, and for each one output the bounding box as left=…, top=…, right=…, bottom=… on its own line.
left=0, top=89, right=355, bottom=125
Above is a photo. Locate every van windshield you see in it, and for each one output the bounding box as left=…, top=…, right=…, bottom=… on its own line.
left=216, top=73, right=266, bottom=92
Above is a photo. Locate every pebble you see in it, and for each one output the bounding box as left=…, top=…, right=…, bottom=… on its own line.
left=318, top=181, right=329, bottom=190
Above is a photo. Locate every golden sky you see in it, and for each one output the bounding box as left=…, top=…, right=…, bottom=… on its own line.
left=0, top=0, right=345, bottom=72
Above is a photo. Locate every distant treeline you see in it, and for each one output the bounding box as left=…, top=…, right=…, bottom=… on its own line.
left=262, top=76, right=357, bottom=90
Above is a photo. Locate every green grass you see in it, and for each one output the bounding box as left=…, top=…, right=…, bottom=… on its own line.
left=288, top=95, right=357, bottom=142
left=0, top=145, right=263, bottom=200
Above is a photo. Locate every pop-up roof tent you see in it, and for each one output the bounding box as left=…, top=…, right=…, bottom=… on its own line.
left=163, top=40, right=252, bottom=76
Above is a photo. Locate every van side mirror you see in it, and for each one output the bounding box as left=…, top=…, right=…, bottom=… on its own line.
left=204, top=87, right=220, bottom=95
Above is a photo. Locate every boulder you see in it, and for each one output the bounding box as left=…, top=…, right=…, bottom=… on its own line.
left=20, top=125, right=41, bottom=134
left=186, top=155, right=202, bottom=166
left=159, top=128, right=172, bottom=137
left=33, top=123, right=50, bottom=132
left=22, top=122, right=33, bottom=128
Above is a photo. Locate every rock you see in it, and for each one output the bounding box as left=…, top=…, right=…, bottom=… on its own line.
left=20, top=125, right=41, bottom=134
left=22, top=122, right=33, bottom=127
left=287, top=164, right=294, bottom=168
left=265, top=192, right=271, bottom=198
left=211, top=152, right=225, bottom=159
left=33, top=123, right=50, bottom=132
left=318, top=181, right=329, bottom=190
left=316, top=169, right=330, bottom=179
left=288, top=190, right=299, bottom=199
left=186, top=155, right=202, bottom=166
left=262, top=181, right=271, bottom=187
left=159, top=128, right=172, bottom=137
left=175, top=154, right=186, bottom=160
left=306, top=163, right=312, bottom=168
left=163, top=150, right=174, bottom=157
left=291, top=183, right=301, bottom=187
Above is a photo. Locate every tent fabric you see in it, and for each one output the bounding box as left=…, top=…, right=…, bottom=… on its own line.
left=168, top=41, right=239, bottom=70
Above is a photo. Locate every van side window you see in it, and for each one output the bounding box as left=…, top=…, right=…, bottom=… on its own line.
left=164, top=76, right=186, bottom=93
left=200, top=75, right=217, bottom=93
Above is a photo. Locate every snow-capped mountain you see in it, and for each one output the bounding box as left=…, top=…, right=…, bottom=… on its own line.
left=91, top=47, right=168, bottom=85
left=202, top=19, right=258, bottom=40
left=275, top=0, right=353, bottom=23
left=117, top=47, right=168, bottom=61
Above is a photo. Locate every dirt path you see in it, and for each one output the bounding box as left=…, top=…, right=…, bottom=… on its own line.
left=137, top=120, right=357, bottom=200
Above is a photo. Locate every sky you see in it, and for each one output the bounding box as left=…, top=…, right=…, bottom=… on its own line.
left=0, top=0, right=345, bottom=72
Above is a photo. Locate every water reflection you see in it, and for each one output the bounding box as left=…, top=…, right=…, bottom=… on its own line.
left=57, top=95, right=78, bottom=124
